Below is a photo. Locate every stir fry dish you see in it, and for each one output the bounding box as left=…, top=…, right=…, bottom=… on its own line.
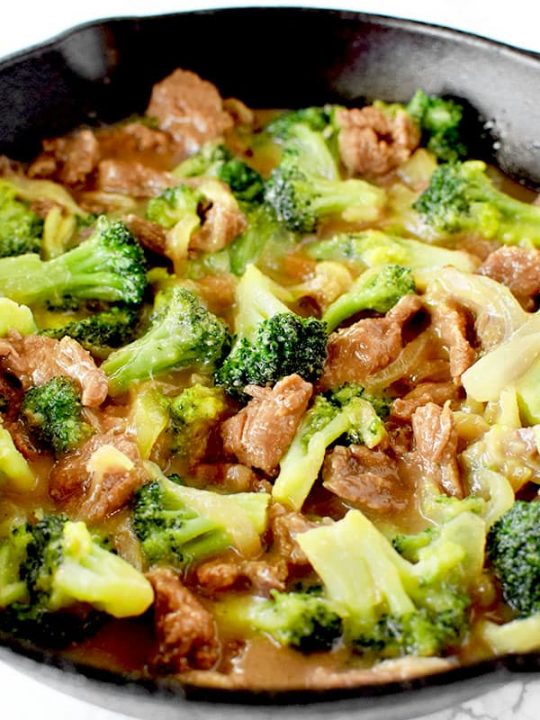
left=1, top=68, right=540, bottom=691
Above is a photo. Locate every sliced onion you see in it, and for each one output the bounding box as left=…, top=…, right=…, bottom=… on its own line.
left=364, top=332, right=431, bottom=392
left=426, top=267, right=528, bottom=349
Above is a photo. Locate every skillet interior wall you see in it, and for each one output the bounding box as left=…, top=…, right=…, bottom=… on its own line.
left=0, top=8, right=538, bottom=186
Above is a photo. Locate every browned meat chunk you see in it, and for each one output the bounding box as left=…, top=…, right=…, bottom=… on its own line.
left=323, top=445, right=407, bottom=512
left=479, top=246, right=540, bottom=310
left=321, top=319, right=401, bottom=390
left=411, top=402, right=463, bottom=498
left=0, top=334, right=108, bottom=407
left=0, top=373, right=23, bottom=422
left=97, top=159, right=177, bottom=198
left=97, top=122, right=173, bottom=162
left=196, top=556, right=287, bottom=595
left=147, top=567, right=220, bottom=673
left=386, top=293, right=424, bottom=325
left=192, top=463, right=258, bottom=493
left=4, top=420, right=40, bottom=460
left=320, top=295, right=422, bottom=389
left=48, top=428, right=147, bottom=522
left=123, top=214, right=167, bottom=254
left=28, top=129, right=99, bottom=186
left=221, top=374, right=313, bottom=474
left=429, top=301, right=475, bottom=381
left=190, top=181, right=247, bottom=253
left=391, top=382, right=459, bottom=421
left=270, top=504, right=318, bottom=568
left=337, top=106, right=420, bottom=177
left=146, top=69, right=233, bottom=154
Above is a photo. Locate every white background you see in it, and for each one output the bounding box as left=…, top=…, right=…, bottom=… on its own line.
left=1, top=2, right=539, bottom=719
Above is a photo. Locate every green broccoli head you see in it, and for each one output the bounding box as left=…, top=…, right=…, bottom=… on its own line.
left=248, top=589, right=343, bottom=653
left=392, top=528, right=436, bottom=563
left=297, top=509, right=481, bottom=659
left=40, top=305, right=139, bottom=359
left=168, top=384, right=226, bottom=457
left=329, top=382, right=391, bottom=420
left=413, top=160, right=540, bottom=246
left=0, top=216, right=147, bottom=307
left=0, top=515, right=154, bottom=624
left=146, top=184, right=201, bottom=229
left=173, top=143, right=265, bottom=205
left=0, top=180, right=43, bottom=257
left=266, top=106, right=337, bottom=139
left=215, top=313, right=328, bottom=399
left=406, top=90, right=467, bottom=163
left=266, top=161, right=385, bottom=234
left=215, top=265, right=327, bottom=399
left=226, top=204, right=293, bottom=277
left=174, top=142, right=232, bottom=179
left=487, top=501, right=540, bottom=618
left=326, top=383, right=390, bottom=447
left=20, top=377, right=91, bottom=454
left=102, top=286, right=230, bottom=394
left=132, top=479, right=231, bottom=568
left=353, top=586, right=470, bottom=658
left=217, top=158, right=265, bottom=205
left=322, top=264, right=415, bottom=332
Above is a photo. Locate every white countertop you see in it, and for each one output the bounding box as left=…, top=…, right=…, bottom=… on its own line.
left=1, top=2, right=539, bottom=719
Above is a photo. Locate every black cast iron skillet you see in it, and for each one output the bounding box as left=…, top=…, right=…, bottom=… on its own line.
left=0, top=7, right=539, bottom=719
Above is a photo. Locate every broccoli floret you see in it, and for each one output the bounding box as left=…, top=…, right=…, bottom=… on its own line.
left=0, top=515, right=154, bottom=623
left=272, top=392, right=387, bottom=511
left=132, top=472, right=270, bottom=567
left=306, top=230, right=478, bottom=273
left=175, top=142, right=265, bottom=205
left=20, top=377, right=91, bottom=455
left=214, top=265, right=327, bottom=398
left=265, top=125, right=385, bottom=233
left=174, top=142, right=232, bottom=179
left=168, top=383, right=226, bottom=457
left=266, top=106, right=337, bottom=139
left=146, top=184, right=201, bottom=230
left=487, top=501, right=540, bottom=618
left=132, top=479, right=230, bottom=568
left=392, top=528, right=436, bottom=563
left=217, top=158, right=265, bottom=205
left=0, top=603, right=105, bottom=649
left=40, top=305, right=139, bottom=359
left=0, top=216, right=147, bottom=307
left=102, top=287, right=230, bottom=395
left=413, top=161, right=540, bottom=246
left=298, top=509, right=483, bottom=658
left=246, top=589, right=343, bottom=652
left=322, top=263, right=415, bottom=332
left=329, top=382, right=391, bottom=421
left=0, top=180, right=43, bottom=258
left=406, top=90, right=467, bottom=163
left=226, top=204, right=294, bottom=276
left=353, top=588, right=470, bottom=658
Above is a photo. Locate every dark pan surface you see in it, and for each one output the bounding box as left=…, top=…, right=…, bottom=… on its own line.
left=0, top=7, right=539, bottom=718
